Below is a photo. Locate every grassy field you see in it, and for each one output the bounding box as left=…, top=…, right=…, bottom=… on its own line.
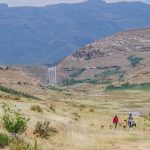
left=0, top=84, right=150, bottom=150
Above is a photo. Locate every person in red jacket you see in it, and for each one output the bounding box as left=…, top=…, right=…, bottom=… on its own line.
left=113, top=115, right=119, bottom=129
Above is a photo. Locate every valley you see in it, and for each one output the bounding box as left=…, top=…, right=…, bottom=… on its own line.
left=0, top=83, right=150, bottom=150
left=0, top=28, right=150, bottom=150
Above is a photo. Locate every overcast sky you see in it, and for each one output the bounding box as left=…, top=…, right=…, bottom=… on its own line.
left=0, top=0, right=149, bottom=7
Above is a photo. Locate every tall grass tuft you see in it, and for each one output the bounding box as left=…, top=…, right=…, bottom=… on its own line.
left=31, top=105, right=43, bottom=113
left=9, top=139, right=41, bottom=150
left=0, top=133, right=11, bottom=148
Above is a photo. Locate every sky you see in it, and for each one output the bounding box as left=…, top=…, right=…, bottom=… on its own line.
left=0, top=0, right=149, bottom=7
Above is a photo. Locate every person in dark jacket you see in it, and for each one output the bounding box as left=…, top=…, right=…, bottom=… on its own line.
left=113, top=115, right=119, bottom=129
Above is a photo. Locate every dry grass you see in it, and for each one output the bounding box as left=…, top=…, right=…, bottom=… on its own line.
left=0, top=93, right=21, bottom=101
left=31, top=105, right=43, bottom=113
left=0, top=85, right=150, bottom=150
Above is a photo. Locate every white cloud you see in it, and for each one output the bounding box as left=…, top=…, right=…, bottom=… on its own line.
left=0, top=0, right=86, bottom=7
left=0, top=0, right=149, bottom=7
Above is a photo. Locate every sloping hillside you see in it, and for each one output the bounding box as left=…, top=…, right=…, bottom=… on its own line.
left=0, top=0, right=150, bottom=64
left=58, top=28, right=150, bottom=85
left=0, top=65, right=51, bottom=96
left=0, top=65, right=39, bottom=85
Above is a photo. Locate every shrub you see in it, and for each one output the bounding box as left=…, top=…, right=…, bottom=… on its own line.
left=49, top=104, right=55, bottom=112
left=0, top=133, right=11, bottom=148
left=9, top=139, right=41, bottom=150
left=1, top=103, right=29, bottom=138
left=31, top=105, right=43, bottom=113
left=72, top=112, right=80, bottom=121
left=89, top=108, right=94, bottom=112
left=79, top=104, right=86, bottom=111
left=33, top=121, right=58, bottom=139
left=18, top=81, right=21, bottom=85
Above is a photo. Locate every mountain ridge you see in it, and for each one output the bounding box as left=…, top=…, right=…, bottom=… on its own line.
left=0, top=0, right=150, bottom=64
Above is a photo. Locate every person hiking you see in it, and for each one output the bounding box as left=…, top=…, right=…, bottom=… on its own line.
left=113, top=115, right=119, bottom=129
left=128, top=113, right=134, bottom=129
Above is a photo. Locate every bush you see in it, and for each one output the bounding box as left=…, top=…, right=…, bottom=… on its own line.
left=89, top=108, right=94, bottom=112
left=0, top=133, right=11, bottom=148
left=31, top=105, right=43, bottom=113
left=9, top=139, right=41, bottom=150
left=33, top=121, right=58, bottom=139
left=79, top=104, right=86, bottom=111
left=72, top=112, right=80, bottom=121
left=1, top=103, right=29, bottom=138
left=49, top=104, right=55, bottom=112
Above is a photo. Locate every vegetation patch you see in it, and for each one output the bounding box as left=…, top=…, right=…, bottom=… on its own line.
left=89, top=108, right=94, bottom=112
left=34, top=121, right=58, bottom=139
left=9, top=139, right=41, bottom=150
left=49, top=103, right=56, bottom=112
left=88, top=79, right=112, bottom=85
left=61, top=78, right=89, bottom=86
left=61, top=78, right=112, bottom=86
left=0, top=133, right=11, bottom=148
left=0, top=85, right=41, bottom=100
left=79, top=104, right=86, bottom=111
left=1, top=103, right=29, bottom=138
left=69, top=68, right=86, bottom=78
left=31, top=105, right=43, bottom=113
left=72, top=112, right=80, bottom=121
left=106, top=83, right=150, bottom=91
left=128, top=55, right=144, bottom=67
left=0, top=94, right=21, bottom=101
left=94, top=68, right=125, bottom=78
left=47, top=86, right=63, bottom=92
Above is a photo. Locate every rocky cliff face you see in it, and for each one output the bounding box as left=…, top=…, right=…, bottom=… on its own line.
left=58, top=28, right=150, bottom=85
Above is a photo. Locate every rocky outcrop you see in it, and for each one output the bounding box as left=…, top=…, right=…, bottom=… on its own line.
left=73, top=50, right=105, bottom=60
left=72, top=28, right=150, bottom=60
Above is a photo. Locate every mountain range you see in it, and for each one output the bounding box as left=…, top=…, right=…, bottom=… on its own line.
left=0, top=28, right=150, bottom=86
left=0, top=0, right=150, bottom=64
